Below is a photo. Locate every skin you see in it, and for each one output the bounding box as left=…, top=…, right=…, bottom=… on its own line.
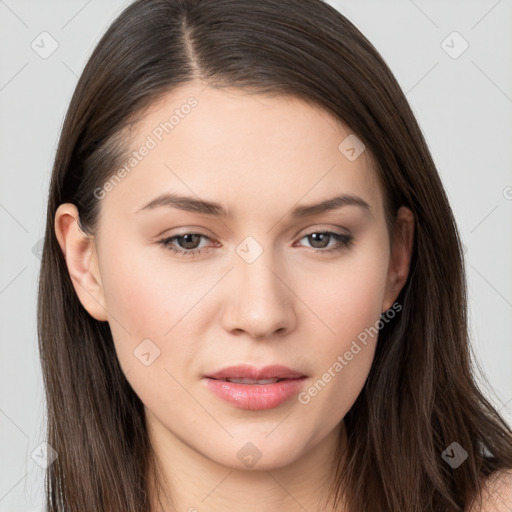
left=468, top=470, right=512, bottom=512
left=55, top=82, right=415, bottom=511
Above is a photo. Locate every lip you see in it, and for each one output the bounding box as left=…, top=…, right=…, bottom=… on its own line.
left=204, top=364, right=306, bottom=381
left=203, top=364, right=307, bottom=410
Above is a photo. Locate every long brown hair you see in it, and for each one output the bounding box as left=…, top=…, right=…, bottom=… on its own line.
left=37, top=0, right=512, bottom=510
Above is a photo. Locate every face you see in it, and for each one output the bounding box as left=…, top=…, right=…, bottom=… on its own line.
left=56, top=82, right=413, bottom=472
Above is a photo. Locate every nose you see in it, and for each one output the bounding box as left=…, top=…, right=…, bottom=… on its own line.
left=220, top=245, right=296, bottom=339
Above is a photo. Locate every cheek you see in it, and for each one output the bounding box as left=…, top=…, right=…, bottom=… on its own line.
left=294, top=243, right=389, bottom=342
left=294, top=248, right=388, bottom=414
left=298, top=341, right=375, bottom=429
left=297, top=283, right=381, bottom=424
left=97, top=243, right=177, bottom=368
left=99, top=237, right=197, bottom=332
left=98, top=239, right=219, bottom=385
left=98, top=250, right=199, bottom=411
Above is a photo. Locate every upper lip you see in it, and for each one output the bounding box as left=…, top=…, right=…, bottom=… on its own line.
left=204, top=364, right=306, bottom=380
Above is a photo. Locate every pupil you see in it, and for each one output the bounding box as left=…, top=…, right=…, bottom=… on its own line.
left=309, top=233, right=329, bottom=249
left=179, top=234, right=200, bottom=250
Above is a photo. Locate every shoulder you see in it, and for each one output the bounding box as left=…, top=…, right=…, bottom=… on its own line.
left=467, top=469, right=512, bottom=512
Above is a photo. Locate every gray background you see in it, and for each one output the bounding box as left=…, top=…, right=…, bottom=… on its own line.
left=1, top=1, right=511, bottom=510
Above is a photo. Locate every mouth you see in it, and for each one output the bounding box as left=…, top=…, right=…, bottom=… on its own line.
left=202, top=371, right=307, bottom=410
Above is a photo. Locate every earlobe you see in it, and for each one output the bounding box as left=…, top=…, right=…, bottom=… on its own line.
left=382, top=206, right=415, bottom=313
left=54, top=203, right=108, bottom=321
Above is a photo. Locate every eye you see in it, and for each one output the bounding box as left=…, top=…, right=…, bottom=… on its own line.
left=157, top=230, right=354, bottom=258
left=157, top=233, right=213, bottom=258
left=295, top=231, right=354, bottom=254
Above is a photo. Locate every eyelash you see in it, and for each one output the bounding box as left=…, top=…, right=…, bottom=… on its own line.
left=157, top=230, right=354, bottom=258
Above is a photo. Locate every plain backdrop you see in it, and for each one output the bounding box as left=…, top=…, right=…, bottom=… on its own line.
left=1, top=1, right=511, bottom=510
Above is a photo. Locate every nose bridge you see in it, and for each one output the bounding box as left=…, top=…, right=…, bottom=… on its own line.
left=221, top=235, right=294, bottom=337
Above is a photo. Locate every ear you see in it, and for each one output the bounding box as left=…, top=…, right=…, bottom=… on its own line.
left=54, top=203, right=108, bottom=321
left=382, top=206, right=415, bottom=313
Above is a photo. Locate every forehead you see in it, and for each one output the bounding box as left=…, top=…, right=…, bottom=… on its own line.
left=104, top=82, right=385, bottom=220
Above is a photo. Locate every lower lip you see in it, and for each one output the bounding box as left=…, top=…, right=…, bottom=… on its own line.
left=203, top=377, right=307, bottom=410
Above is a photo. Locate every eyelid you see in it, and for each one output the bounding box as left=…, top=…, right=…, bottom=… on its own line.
left=154, top=225, right=217, bottom=239
left=157, top=224, right=351, bottom=244
left=298, top=224, right=351, bottom=237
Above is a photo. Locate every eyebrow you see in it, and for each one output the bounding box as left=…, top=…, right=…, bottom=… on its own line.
left=136, top=192, right=371, bottom=218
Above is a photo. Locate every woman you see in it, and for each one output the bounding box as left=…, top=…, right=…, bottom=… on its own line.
left=37, top=0, right=512, bottom=510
